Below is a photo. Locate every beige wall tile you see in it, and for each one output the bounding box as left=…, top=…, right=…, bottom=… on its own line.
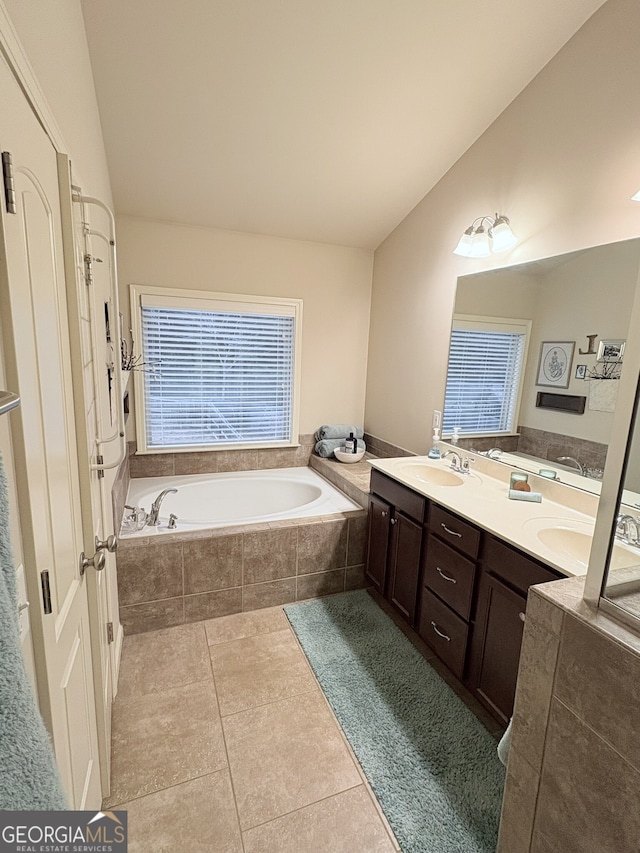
left=184, top=587, right=242, bottom=623
left=347, top=515, right=368, bottom=566
left=242, top=786, right=397, bottom=853
left=256, top=447, right=303, bottom=469
left=554, top=613, right=640, bottom=772
left=243, top=528, right=297, bottom=584
left=297, top=569, right=345, bottom=601
left=129, top=453, right=175, bottom=478
left=345, top=564, right=366, bottom=591
left=122, top=771, right=243, bottom=853
left=183, top=534, right=243, bottom=594
left=117, top=541, right=183, bottom=606
left=222, top=691, right=361, bottom=830
left=297, top=520, right=348, bottom=575
left=509, top=591, right=563, bottom=772
left=117, top=622, right=211, bottom=698
left=106, top=680, right=227, bottom=806
left=534, top=698, right=640, bottom=853
left=173, top=451, right=219, bottom=475
left=243, top=578, right=297, bottom=612
left=217, top=449, right=259, bottom=471
left=497, top=748, right=540, bottom=853
left=119, top=597, right=184, bottom=636
left=204, top=607, right=289, bottom=646
left=210, top=629, right=316, bottom=716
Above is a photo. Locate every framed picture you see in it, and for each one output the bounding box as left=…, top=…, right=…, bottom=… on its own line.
left=596, top=339, right=625, bottom=362
left=536, top=341, right=575, bottom=388
left=575, top=364, right=587, bottom=379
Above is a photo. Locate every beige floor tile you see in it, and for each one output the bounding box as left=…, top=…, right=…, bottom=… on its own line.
left=121, top=771, right=243, bottom=853
left=210, top=629, right=316, bottom=716
left=242, top=786, right=397, bottom=853
left=223, top=691, right=361, bottom=830
left=204, top=606, right=288, bottom=646
left=106, top=680, right=227, bottom=806
left=117, top=622, right=212, bottom=699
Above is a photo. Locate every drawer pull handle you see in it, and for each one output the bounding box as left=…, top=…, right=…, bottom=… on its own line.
left=430, top=621, right=451, bottom=642
left=441, top=523, right=462, bottom=538
left=436, top=566, right=457, bottom=584
left=519, top=612, right=526, bottom=623
left=381, top=511, right=388, bottom=517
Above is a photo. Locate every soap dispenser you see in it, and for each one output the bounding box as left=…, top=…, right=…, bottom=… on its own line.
left=451, top=426, right=460, bottom=446
left=428, top=429, right=441, bottom=459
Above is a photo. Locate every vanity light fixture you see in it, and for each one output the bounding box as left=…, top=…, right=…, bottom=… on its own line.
left=453, top=213, right=517, bottom=258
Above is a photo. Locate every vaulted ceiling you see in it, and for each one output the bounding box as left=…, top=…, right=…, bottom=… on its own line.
left=82, top=0, right=606, bottom=249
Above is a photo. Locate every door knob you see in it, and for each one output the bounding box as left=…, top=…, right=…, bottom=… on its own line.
left=95, top=534, right=118, bottom=553
left=79, top=550, right=106, bottom=576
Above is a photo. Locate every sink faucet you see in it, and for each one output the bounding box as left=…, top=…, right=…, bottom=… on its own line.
left=615, top=514, right=640, bottom=546
left=147, top=488, right=178, bottom=526
left=441, top=450, right=471, bottom=474
left=556, top=456, right=586, bottom=476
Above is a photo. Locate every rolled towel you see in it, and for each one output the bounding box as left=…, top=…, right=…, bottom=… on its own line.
left=315, top=438, right=366, bottom=458
left=497, top=719, right=512, bottom=767
left=315, top=424, right=364, bottom=441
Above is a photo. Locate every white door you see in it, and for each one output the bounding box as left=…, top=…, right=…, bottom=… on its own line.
left=0, top=53, right=102, bottom=808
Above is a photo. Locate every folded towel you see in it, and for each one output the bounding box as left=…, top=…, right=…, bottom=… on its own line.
left=497, top=719, right=512, bottom=767
left=315, top=438, right=366, bottom=458
left=0, top=453, right=67, bottom=809
left=315, top=424, right=364, bottom=441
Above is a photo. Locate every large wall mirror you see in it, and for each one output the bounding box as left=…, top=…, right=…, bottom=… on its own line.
left=444, top=238, right=640, bottom=498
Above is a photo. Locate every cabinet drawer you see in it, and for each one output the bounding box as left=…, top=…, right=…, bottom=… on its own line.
left=482, top=535, right=560, bottom=596
left=429, top=504, right=480, bottom=559
left=418, top=590, right=468, bottom=679
left=370, top=469, right=426, bottom=523
left=423, top=535, right=476, bottom=621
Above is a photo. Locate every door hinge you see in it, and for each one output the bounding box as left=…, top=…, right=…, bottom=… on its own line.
left=1, top=151, right=17, bottom=214
left=40, top=570, right=52, bottom=615
left=106, top=622, right=114, bottom=644
left=84, top=253, right=93, bottom=286
left=96, top=454, right=104, bottom=479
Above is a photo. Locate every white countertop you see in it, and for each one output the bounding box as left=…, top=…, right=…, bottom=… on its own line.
left=369, top=450, right=640, bottom=578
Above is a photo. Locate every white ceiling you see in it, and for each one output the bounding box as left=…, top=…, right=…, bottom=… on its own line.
left=81, top=0, right=606, bottom=249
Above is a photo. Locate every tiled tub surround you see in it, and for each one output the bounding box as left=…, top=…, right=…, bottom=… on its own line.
left=498, top=575, right=640, bottom=853
left=117, top=511, right=368, bottom=634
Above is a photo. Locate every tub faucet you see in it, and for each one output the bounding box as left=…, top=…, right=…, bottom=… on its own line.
left=147, top=488, right=178, bottom=526
left=556, top=456, right=585, bottom=476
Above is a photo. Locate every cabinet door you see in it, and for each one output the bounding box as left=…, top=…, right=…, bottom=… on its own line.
left=469, top=572, right=527, bottom=726
left=365, top=494, right=391, bottom=595
left=388, top=511, right=423, bottom=624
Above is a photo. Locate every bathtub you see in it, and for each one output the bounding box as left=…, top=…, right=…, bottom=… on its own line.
left=121, top=466, right=361, bottom=537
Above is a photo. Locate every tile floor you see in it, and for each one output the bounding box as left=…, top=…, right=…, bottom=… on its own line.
left=105, top=604, right=401, bottom=852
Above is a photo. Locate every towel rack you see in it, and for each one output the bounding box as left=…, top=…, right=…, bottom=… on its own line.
left=0, top=390, right=20, bottom=416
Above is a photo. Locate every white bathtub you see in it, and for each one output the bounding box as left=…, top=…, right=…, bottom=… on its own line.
left=121, top=466, right=361, bottom=537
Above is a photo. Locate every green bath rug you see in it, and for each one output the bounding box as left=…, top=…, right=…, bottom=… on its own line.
left=285, top=590, right=504, bottom=853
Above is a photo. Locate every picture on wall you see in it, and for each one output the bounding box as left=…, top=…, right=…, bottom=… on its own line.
left=597, top=339, right=625, bottom=363
left=536, top=341, right=575, bottom=389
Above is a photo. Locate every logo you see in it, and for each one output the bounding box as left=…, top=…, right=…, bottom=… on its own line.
left=0, top=810, right=127, bottom=853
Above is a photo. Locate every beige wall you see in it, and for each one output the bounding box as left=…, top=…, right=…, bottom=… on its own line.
left=366, top=0, right=640, bottom=454
left=115, top=216, right=373, bottom=439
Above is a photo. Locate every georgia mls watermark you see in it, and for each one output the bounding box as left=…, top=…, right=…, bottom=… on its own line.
left=0, top=811, right=127, bottom=853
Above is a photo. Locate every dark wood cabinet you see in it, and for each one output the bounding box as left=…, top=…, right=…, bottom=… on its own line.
left=365, top=470, right=426, bottom=625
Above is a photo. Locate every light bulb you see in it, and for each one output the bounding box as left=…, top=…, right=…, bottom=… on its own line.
left=467, top=226, right=491, bottom=258
left=490, top=218, right=517, bottom=252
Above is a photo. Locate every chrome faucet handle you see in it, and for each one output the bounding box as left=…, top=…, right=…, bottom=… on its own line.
left=461, top=457, right=472, bottom=473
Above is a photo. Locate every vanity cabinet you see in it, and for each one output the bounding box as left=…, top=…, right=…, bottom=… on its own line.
left=365, top=470, right=426, bottom=624
left=468, top=535, right=561, bottom=725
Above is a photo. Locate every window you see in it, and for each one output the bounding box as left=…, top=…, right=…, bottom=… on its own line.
left=442, top=314, right=531, bottom=437
left=130, top=286, right=302, bottom=452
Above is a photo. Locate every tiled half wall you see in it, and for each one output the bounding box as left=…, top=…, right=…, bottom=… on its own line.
left=117, top=512, right=368, bottom=635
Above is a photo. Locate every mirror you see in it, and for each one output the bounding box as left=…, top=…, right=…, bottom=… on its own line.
left=444, top=238, right=640, bottom=496
left=603, top=377, right=640, bottom=621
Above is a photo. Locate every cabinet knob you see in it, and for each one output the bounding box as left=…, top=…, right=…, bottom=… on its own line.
left=390, top=518, right=397, bottom=525
left=519, top=612, right=526, bottom=623
left=430, top=621, right=451, bottom=642
left=381, top=510, right=388, bottom=517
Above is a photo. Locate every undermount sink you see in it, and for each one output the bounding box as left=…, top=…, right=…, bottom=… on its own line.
left=523, top=517, right=640, bottom=570
left=397, top=462, right=465, bottom=487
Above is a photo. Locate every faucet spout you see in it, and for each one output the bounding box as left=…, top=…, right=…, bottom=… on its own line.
left=147, top=488, right=178, bottom=526
left=556, top=456, right=585, bottom=476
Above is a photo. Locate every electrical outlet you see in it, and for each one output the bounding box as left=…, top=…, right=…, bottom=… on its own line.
left=432, top=410, right=442, bottom=430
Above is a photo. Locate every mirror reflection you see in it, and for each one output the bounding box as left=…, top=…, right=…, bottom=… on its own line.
left=444, top=238, right=640, bottom=496
left=604, top=378, right=640, bottom=621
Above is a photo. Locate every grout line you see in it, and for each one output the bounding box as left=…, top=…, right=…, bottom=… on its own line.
left=218, top=683, right=320, bottom=721
left=240, top=782, right=364, bottom=836
left=105, top=766, right=229, bottom=810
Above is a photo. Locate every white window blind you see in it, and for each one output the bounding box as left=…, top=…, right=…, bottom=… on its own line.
left=443, top=316, right=529, bottom=436
left=139, top=302, right=297, bottom=449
